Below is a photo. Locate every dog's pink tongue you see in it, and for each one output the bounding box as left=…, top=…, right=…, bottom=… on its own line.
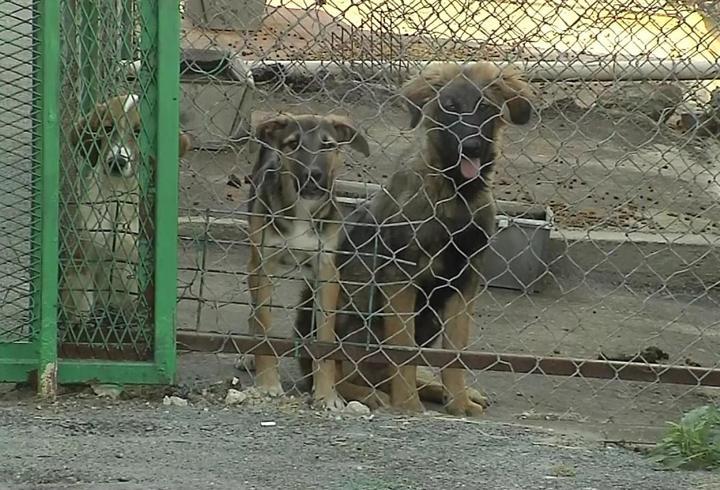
left=460, top=157, right=482, bottom=179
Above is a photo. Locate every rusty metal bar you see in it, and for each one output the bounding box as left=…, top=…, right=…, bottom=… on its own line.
left=176, top=331, right=720, bottom=387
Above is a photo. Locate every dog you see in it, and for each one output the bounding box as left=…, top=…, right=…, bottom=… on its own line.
left=61, top=94, right=191, bottom=332
left=246, top=113, right=370, bottom=409
left=295, top=62, right=533, bottom=415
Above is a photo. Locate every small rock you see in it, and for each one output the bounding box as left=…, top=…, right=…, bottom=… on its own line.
left=343, top=401, right=370, bottom=415
left=162, top=395, right=188, bottom=407
left=224, top=389, right=247, bottom=406
left=91, top=383, right=123, bottom=400
left=260, top=421, right=276, bottom=427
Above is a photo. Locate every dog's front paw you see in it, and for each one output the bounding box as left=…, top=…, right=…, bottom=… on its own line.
left=253, top=357, right=283, bottom=397
left=255, top=382, right=284, bottom=398
left=313, top=390, right=345, bottom=412
left=255, top=372, right=284, bottom=397
left=467, top=386, right=490, bottom=408
left=362, top=390, right=391, bottom=410
left=446, top=397, right=485, bottom=417
left=392, top=394, right=425, bottom=413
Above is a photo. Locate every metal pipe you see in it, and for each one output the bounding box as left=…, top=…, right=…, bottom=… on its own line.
left=123, top=56, right=720, bottom=83
left=174, top=332, right=720, bottom=387
left=249, top=58, right=720, bottom=81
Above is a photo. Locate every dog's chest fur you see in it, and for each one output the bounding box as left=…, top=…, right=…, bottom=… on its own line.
left=77, top=173, right=140, bottom=254
left=261, top=197, right=338, bottom=267
left=408, top=189, right=494, bottom=289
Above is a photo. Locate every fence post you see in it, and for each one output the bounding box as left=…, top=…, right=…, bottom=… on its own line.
left=148, top=0, right=181, bottom=382
left=34, top=0, right=61, bottom=398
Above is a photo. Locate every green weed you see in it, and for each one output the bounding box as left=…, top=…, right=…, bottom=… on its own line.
left=649, top=405, right=720, bottom=471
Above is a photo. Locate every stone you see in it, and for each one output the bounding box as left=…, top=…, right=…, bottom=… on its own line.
left=91, top=383, right=123, bottom=400
left=224, top=389, right=248, bottom=406
left=343, top=401, right=371, bottom=416
left=163, top=395, right=189, bottom=407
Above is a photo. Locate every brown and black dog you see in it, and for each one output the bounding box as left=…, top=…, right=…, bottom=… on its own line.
left=246, top=114, right=370, bottom=409
left=295, top=62, right=534, bottom=415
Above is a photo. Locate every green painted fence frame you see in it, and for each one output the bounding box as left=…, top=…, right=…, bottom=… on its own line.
left=0, top=0, right=182, bottom=394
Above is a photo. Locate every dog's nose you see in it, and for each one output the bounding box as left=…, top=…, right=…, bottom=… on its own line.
left=299, top=167, right=327, bottom=197
left=308, top=168, right=324, bottom=186
left=461, top=139, right=484, bottom=158
left=108, top=155, right=129, bottom=174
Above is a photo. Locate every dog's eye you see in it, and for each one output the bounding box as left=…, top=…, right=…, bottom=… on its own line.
left=282, top=136, right=299, bottom=150
left=442, top=101, right=457, bottom=113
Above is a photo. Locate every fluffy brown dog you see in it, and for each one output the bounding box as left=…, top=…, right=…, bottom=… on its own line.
left=295, top=62, right=533, bottom=415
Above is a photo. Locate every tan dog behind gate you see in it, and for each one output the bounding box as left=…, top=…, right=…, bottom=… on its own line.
left=61, top=94, right=191, bottom=332
left=295, top=62, right=534, bottom=415
left=246, top=113, right=370, bottom=409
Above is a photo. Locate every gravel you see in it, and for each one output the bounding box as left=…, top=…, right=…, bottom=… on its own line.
left=2, top=396, right=719, bottom=489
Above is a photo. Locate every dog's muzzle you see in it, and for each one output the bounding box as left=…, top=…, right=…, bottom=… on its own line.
left=298, top=168, right=328, bottom=198
left=107, top=155, right=131, bottom=176
left=459, top=138, right=493, bottom=180
left=107, top=144, right=133, bottom=176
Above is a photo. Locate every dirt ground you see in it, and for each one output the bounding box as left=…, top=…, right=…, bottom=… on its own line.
left=180, top=78, right=720, bottom=232
left=2, top=390, right=720, bottom=490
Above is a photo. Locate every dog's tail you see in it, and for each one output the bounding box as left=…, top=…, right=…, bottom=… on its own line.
left=294, top=284, right=316, bottom=393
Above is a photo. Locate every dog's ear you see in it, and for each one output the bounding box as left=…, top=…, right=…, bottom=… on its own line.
left=255, top=115, right=291, bottom=145
left=70, top=102, right=115, bottom=165
left=498, top=66, right=534, bottom=125
left=401, top=63, right=460, bottom=129
left=401, top=76, right=437, bottom=129
left=178, top=133, right=192, bottom=158
left=253, top=116, right=290, bottom=177
left=327, top=115, right=370, bottom=157
left=70, top=103, right=112, bottom=145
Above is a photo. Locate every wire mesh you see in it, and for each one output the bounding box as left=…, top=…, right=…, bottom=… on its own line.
left=56, top=0, right=156, bottom=360
left=0, top=0, right=36, bottom=344
left=172, top=0, right=720, bottom=429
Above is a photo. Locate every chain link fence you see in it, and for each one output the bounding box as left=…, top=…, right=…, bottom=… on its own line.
left=57, top=0, right=165, bottom=362
left=1, top=0, right=181, bottom=388
left=54, top=0, right=182, bottom=381
left=174, top=0, right=720, bottom=430
left=1, top=0, right=60, bottom=388
left=1, top=0, right=35, bottom=346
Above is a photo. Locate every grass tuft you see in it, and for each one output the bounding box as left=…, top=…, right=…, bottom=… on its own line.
left=649, top=405, right=720, bottom=471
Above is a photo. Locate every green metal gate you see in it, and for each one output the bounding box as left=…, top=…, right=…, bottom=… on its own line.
left=1, top=0, right=182, bottom=394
